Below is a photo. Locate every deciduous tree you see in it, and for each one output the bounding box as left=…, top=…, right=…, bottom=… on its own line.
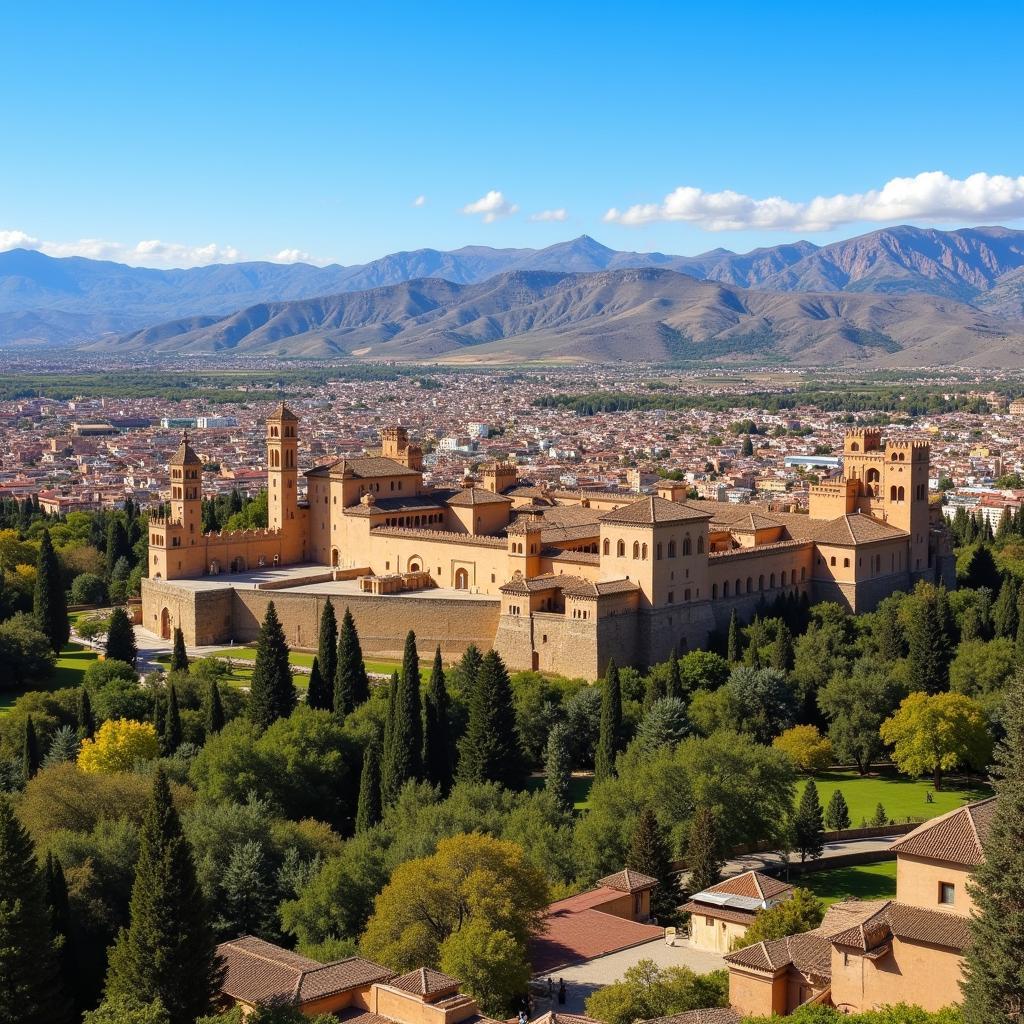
left=773, top=724, right=833, bottom=773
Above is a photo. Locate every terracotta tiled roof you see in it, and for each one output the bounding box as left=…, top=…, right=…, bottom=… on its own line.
left=390, top=967, right=461, bottom=996
left=830, top=900, right=972, bottom=953
left=700, top=870, right=793, bottom=902
left=217, top=936, right=391, bottom=1006
left=270, top=403, right=299, bottom=421
left=811, top=513, right=909, bottom=546
left=530, top=1013, right=602, bottom=1024
left=641, top=1011, right=739, bottom=1024
left=597, top=868, right=658, bottom=893
left=890, top=798, right=996, bottom=866
left=306, top=456, right=420, bottom=479
left=336, top=1010, right=394, bottom=1024
left=562, top=578, right=641, bottom=598
left=499, top=573, right=588, bottom=595
left=344, top=496, right=447, bottom=517
left=447, top=487, right=513, bottom=507
left=679, top=901, right=757, bottom=926
left=169, top=434, right=202, bottom=466
left=599, top=496, right=711, bottom=526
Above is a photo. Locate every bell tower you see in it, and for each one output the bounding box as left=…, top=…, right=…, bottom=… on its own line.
left=169, top=433, right=202, bottom=541
left=267, top=404, right=299, bottom=532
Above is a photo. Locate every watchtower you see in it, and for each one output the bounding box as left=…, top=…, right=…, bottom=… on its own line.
left=267, top=404, right=299, bottom=533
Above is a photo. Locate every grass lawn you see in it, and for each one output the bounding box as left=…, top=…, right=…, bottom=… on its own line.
left=802, top=769, right=991, bottom=827
left=0, top=642, right=100, bottom=715
left=526, top=773, right=594, bottom=812
left=800, top=861, right=898, bottom=907
left=206, top=648, right=425, bottom=678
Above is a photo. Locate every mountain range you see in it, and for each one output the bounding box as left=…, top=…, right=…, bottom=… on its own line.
left=6, top=225, right=1024, bottom=364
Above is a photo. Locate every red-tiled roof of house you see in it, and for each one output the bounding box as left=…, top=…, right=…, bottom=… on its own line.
left=390, top=967, right=461, bottom=997
left=679, top=901, right=758, bottom=926
left=890, top=798, right=996, bottom=866
left=597, top=868, right=658, bottom=893
left=699, top=870, right=793, bottom=902
left=599, top=496, right=711, bottom=526
left=217, top=936, right=391, bottom=1006
left=830, top=900, right=972, bottom=954
left=641, top=1010, right=739, bottom=1024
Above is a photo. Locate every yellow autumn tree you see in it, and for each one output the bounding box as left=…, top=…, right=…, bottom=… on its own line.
left=773, top=724, right=834, bottom=772
left=77, top=718, right=159, bottom=774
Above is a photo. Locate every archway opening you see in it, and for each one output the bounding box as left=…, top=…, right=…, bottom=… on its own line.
left=160, top=607, right=171, bottom=641
left=454, top=568, right=469, bottom=590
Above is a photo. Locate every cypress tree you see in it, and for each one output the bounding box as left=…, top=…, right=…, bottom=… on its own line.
left=665, top=648, right=681, bottom=700
left=768, top=622, right=794, bottom=673
left=247, top=602, right=295, bottom=730
left=34, top=528, right=69, bottom=653
left=544, top=723, right=572, bottom=814
left=793, top=780, right=825, bottom=863
left=44, top=852, right=79, bottom=1012
left=163, top=684, right=182, bottom=755
left=455, top=643, right=483, bottom=698
left=23, top=714, right=41, bottom=780
left=381, top=671, right=399, bottom=783
left=0, top=795, right=71, bottom=1024
left=104, top=518, right=130, bottom=579
left=906, top=586, right=953, bottom=694
left=594, top=658, right=622, bottom=782
left=643, top=670, right=666, bottom=712
left=355, top=736, right=383, bottom=834
left=726, top=609, right=741, bottom=663
left=381, top=631, right=423, bottom=805
left=152, top=688, right=166, bottom=742
left=306, top=657, right=330, bottom=711
left=169, top=627, right=188, bottom=673
left=992, top=576, right=1019, bottom=639
left=103, top=769, right=222, bottom=1024
left=627, top=806, right=676, bottom=923
left=685, top=805, right=723, bottom=895
left=105, top=607, right=137, bottom=666
left=205, top=680, right=225, bottom=735
left=874, top=599, right=907, bottom=659
left=422, top=646, right=453, bottom=793
left=962, top=675, right=1024, bottom=1024
left=824, top=789, right=851, bottom=831
left=316, top=600, right=338, bottom=711
left=457, top=650, right=525, bottom=789
left=335, top=607, right=370, bottom=717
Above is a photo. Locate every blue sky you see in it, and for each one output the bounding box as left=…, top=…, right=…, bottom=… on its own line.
left=2, top=0, right=1022, bottom=267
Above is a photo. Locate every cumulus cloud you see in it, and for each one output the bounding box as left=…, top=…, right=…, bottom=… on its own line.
left=0, top=230, right=324, bottom=267
left=530, top=208, right=568, bottom=222
left=412, top=195, right=427, bottom=207
left=274, top=248, right=312, bottom=264
left=603, top=171, right=1024, bottom=232
left=462, top=190, right=519, bottom=223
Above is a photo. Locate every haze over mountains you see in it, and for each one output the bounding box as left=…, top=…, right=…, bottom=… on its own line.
left=5, top=225, right=1024, bottom=364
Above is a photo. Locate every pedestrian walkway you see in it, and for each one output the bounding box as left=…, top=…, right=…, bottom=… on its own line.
left=720, top=836, right=895, bottom=878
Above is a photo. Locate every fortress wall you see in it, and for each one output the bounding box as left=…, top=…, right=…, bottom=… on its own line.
left=230, top=589, right=501, bottom=661
left=142, top=578, right=235, bottom=646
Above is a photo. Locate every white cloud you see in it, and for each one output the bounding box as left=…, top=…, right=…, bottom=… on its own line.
left=0, top=230, right=325, bottom=268
left=274, top=248, right=312, bottom=264
left=412, top=195, right=427, bottom=207
left=603, top=171, right=1024, bottom=232
left=530, top=208, right=568, bottom=222
left=462, top=190, right=519, bottom=223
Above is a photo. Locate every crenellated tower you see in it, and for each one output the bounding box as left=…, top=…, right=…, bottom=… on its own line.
left=169, top=432, right=202, bottom=539
left=267, top=403, right=299, bottom=532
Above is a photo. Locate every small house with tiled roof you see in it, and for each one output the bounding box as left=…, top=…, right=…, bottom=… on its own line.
left=217, top=936, right=499, bottom=1024
left=682, top=871, right=794, bottom=953
left=722, top=797, right=995, bottom=1018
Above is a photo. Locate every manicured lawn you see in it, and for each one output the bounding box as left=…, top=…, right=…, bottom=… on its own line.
left=0, top=642, right=100, bottom=715
left=207, top=648, right=423, bottom=678
left=802, top=769, right=991, bottom=827
left=800, top=861, right=898, bottom=907
left=526, top=773, right=594, bottom=812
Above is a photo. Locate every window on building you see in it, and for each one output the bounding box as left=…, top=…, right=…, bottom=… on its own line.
left=668, top=540, right=677, bottom=558
left=617, top=540, right=625, bottom=557
left=603, top=538, right=610, bottom=556
left=683, top=536, right=692, bottom=556
left=712, top=584, right=718, bottom=598
left=667, top=591, right=674, bottom=604
left=684, top=589, right=690, bottom=601
left=656, top=543, right=663, bottom=560
left=697, top=536, right=704, bottom=553
left=830, top=556, right=836, bottom=566
left=939, top=882, right=955, bottom=905
left=633, top=541, right=640, bottom=559
left=843, top=557, right=850, bottom=568
left=641, top=543, right=648, bottom=559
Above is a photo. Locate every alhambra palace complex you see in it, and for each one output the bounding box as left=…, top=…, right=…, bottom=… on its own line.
left=142, top=406, right=953, bottom=677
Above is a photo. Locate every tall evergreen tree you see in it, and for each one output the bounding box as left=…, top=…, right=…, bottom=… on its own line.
left=0, top=796, right=71, bottom=1024
left=305, top=657, right=329, bottom=711
left=334, top=607, right=370, bottom=717
left=422, top=646, right=453, bottom=793
left=104, top=518, right=131, bottom=579
left=163, top=684, right=182, bottom=755
left=204, top=680, right=225, bottom=735
left=992, top=575, right=1019, bottom=640
left=23, top=714, right=41, bottom=780
left=455, top=643, right=483, bottom=698
left=247, top=602, right=295, bottom=730
left=316, top=600, right=338, bottom=712
left=34, top=528, right=69, bottom=653
left=906, top=587, right=953, bottom=694
left=594, top=658, right=622, bottom=782
left=382, top=671, right=399, bottom=772
left=824, top=789, right=851, bottom=831
left=103, top=769, right=222, bottom=1024
left=44, top=852, right=80, bottom=1012
left=873, top=599, right=907, bottom=660
left=105, top=607, right=137, bottom=666
left=381, top=631, right=423, bottom=805
left=544, top=723, right=572, bottom=814
left=169, top=627, right=188, bottom=673
left=768, top=622, right=794, bottom=673
left=627, top=806, right=676, bottom=923
left=457, top=650, right=525, bottom=789
left=214, top=840, right=277, bottom=940
left=726, top=609, right=741, bottom=663
left=962, top=674, right=1024, bottom=1023
left=355, top=736, right=383, bottom=834
left=643, top=671, right=666, bottom=711
left=685, top=805, right=723, bottom=895
left=793, top=780, right=825, bottom=863
left=665, top=648, right=681, bottom=700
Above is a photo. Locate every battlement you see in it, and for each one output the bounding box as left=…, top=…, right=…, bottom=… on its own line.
left=370, top=526, right=508, bottom=548
left=844, top=428, right=882, bottom=453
